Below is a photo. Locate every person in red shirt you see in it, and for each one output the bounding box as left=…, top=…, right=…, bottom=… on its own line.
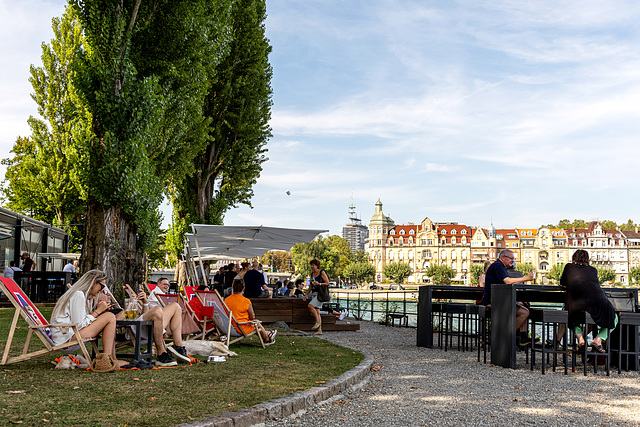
left=225, top=278, right=276, bottom=345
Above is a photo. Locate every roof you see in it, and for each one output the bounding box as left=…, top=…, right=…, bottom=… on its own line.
left=186, top=224, right=327, bottom=259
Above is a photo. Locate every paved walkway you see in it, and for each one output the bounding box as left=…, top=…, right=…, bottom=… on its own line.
left=266, top=321, right=640, bottom=426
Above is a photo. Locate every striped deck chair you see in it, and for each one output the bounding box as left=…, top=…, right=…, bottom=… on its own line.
left=0, top=277, right=97, bottom=365
left=195, top=290, right=265, bottom=348
left=176, top=289, right=221, bottom=340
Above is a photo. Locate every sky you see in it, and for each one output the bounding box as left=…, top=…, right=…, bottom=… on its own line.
left=2, top=1, right=640, bottom=237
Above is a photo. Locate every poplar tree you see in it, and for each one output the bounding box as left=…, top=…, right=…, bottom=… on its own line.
left=1, top=6, right=88, bottom=227
left=168, top=0, right=272, bottom=255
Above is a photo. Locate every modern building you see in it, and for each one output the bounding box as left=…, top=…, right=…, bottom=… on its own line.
left=0, top=207, right=69, bottom=271
left=341, top=200, right=368, bottom=253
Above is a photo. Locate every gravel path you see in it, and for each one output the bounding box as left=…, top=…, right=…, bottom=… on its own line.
left=266, top=321, right=640, bottom=426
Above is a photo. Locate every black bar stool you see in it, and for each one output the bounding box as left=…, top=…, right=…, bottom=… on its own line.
left=443, top=303, right=469, bottom=352
left=571, top=312, right=611, bottom=376
left=529, top=309, right=568, bottom=375
left=614, top=312, right=640, bottom=374
left=477, top=305, right=491, bottom=363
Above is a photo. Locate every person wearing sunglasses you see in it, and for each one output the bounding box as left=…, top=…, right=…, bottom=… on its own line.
left=480, top=249, right=534, bottom=345
left=50, top=270, right=128, bottom=367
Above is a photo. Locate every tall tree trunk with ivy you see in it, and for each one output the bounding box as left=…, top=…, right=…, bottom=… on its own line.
left=168, top=0, right=272, bottom=256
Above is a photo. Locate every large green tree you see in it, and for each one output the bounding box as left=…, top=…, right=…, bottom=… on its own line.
left=169, top=0, right=272, bottom=255
left=629, top=266, right=640, bottom=285
left=1, top=7, right=88, bottom=227
left=383, top=262, right=412, bottom=284
left=425, top=264, right=456, bottom=286
left=470, top=263, right=484, bottom=285
left=596, top=266, right=616, bottom=285
left=546, top=263, right=565, bottom=285
left=343, top=262, right=376, bottom=285
left=71, top=0, right=231, bottom=284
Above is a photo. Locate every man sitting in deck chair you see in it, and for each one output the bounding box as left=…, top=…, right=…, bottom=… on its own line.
left=126, top=285, right=191, bottom=366
left=147, top=277, right=170, bottom=309
left=225, top=278, right=276, bottom=345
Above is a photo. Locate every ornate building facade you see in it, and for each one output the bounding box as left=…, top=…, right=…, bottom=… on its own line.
left=366, top=200, right=637, bottom=285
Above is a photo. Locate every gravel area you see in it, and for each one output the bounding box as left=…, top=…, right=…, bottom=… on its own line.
left=266, top=321, right=640, bottom=426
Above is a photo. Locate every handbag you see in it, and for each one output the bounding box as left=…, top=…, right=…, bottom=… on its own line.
left=604, top=291, right=636, bottom=312
left=317, top=285, right=331, bottom=302
left=91, top=353, right=120, bottom=372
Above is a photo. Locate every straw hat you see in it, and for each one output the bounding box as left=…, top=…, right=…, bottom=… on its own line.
left=91, top=353, right=120, bottom=373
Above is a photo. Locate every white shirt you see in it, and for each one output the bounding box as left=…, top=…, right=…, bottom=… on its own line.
left=50, top=291, right=97, bottom=346
left=3, top=266, right=21, bottom=279
left=147, top=287, right=164, bottom=309
left=62, top=263, right=76, bottom=273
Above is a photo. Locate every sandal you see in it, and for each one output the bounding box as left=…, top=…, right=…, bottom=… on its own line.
left=312, top=322, right=321, bottom=330
left=592, top=343, right=606, bottom=353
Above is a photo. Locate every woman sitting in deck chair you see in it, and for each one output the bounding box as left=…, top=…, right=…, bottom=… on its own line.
left=50, top=270, right=128, bottom=367
left=225, top=278, right=277, bottom=346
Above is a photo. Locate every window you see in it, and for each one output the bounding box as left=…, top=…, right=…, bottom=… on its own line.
left=377, top=239, right=381, bottom=245
left=441, top=250, right=447, bottom=258
left=461, top=237, right=467, bottom=244
left=409, top=229, right=415, bottom=235
left=399, top=229, right=405, bottom=235
left=496, top=234, right=503, bottom=240
left=390, top=230, right=396, bottom=235
left=451, top=229, right=457, bottom=235
left=452, top=261, right=457, bottom=270
left=512, top=242, right=519, bottom=248
left=461, top=229, right=467, bottom=235
left=441, top=229, right=446, bottom=235
left=398, top=251, right=403, bottom=260
left=451, top=237, right=457, bottom=245
left=441, top=237, right=446, bottom=245
left=388, top=251, right=394, bottom=260
left=527, top=231, right=532, bottom=236
left=428, top=239, right=434, bottom=245
left=377, top=227, right=381, bottom=233
left=421, top=239, right=427, bottom=245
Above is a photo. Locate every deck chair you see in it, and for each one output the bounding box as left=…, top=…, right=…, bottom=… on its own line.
left=177, top=290, right=221, bottom=340
left=155, top=293, right=202, bottom=337
left=0, top=277, right=96, bottom=365
left=183, top=286, right=197, bottom=301
left=195, top=290, right=265, bottom=348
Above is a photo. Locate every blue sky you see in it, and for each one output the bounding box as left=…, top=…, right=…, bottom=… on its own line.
left=2, top=1, right=640, bottom=237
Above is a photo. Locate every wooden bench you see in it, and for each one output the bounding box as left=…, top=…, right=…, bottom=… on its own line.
left=250, top=297, right=359, bottom=331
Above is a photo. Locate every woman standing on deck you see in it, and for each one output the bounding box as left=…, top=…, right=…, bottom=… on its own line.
left=303, top=259, right=330, bottom=335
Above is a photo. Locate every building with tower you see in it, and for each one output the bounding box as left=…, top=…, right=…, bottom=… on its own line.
left=341, top=199, right=369, bottom=253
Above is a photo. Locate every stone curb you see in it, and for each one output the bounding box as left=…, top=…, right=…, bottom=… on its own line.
left=178, top=352, right=374, bottom=427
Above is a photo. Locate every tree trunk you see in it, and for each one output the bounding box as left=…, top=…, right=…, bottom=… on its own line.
left=80, top=198, right=146, bottom=287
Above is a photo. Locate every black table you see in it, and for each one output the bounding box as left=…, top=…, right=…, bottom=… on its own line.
left=491, top=284, right=639, bottom=369
left=116, top=320, right=154, bottom=362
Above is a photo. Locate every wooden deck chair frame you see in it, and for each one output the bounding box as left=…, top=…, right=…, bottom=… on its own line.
left=195, top=290, right=265, bottom=348
left=0, top=277, right=97, bottom=365
left=177, top=289, right=221, bottom=340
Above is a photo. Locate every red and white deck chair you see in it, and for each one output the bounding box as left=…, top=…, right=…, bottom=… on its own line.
left=0, top=277, right=97, bottom=365
left=195, top=290, right=265, bottom=348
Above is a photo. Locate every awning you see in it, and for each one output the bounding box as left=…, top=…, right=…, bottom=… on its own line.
left=186, top=224, right=327, bottom=259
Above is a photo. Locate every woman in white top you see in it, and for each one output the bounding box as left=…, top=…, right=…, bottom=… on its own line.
left=50, top=269, right=126, bottom=366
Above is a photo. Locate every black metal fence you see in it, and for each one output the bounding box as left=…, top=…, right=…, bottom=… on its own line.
left=331, top=291, right=419, bottom=327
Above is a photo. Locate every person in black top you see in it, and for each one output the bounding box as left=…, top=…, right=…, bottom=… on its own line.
left=21, top=252, right=35, bottom=272
left=243, top=262, right=272, bottom=298
left=560, top=249, right=617, bottom=353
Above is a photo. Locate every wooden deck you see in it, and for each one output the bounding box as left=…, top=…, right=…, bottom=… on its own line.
left=250, top=297, right=359, bottom=331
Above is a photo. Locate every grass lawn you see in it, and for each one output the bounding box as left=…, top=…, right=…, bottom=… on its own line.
left=0, top=307, right=363, bottom=426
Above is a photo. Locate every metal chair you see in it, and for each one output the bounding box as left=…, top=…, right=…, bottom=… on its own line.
left=476, top=305, right=491, bottom=363
left=614, top=312, right=640, bottom=374
left=529, top=309, right=568, bottom=375
left=571, top=312, right=610, bottom=376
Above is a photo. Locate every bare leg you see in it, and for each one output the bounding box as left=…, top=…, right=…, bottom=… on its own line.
left=257, top=324, right=270, bottom=342
left=307, top=304, right=321, bottom=325
left=161, top=302, right=183, bottom=347
left=516, top=306, right=529, bottom=332
left=142, top=307, right=167, bottom=355
left=78, top=312, right=127, bottom=366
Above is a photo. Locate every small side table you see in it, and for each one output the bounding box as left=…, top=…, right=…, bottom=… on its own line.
left=389, top=313, right=408, bottom=327
left=116, top=320, right=154, bottom=362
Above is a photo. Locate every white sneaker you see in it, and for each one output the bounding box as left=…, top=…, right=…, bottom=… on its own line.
left=339, top=311, right=347, bottom=321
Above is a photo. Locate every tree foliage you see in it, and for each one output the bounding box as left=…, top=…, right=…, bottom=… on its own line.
left=343, top=262, right=376, bottom=284
left=470, top=263, right=484, bottom=285
left=1, top=7, right=88, bottom=228
left=383, top=262, right=412, bottom=284
left=515, top=262, right=535, bottom=276
left=259, top=251, right=293, bottom=272
left=546, top=263, right=565, bottom=285
left=596, top=266, right=616, bottom=285
left=629, top=266, right=640, bottom=284
left=169, top=0, right=272, bottom=254
left=425, top=264, right=456, bottom=286
left=545, top=219, right=639, bottom=230
left=290, top=235, right=352, bottom=279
